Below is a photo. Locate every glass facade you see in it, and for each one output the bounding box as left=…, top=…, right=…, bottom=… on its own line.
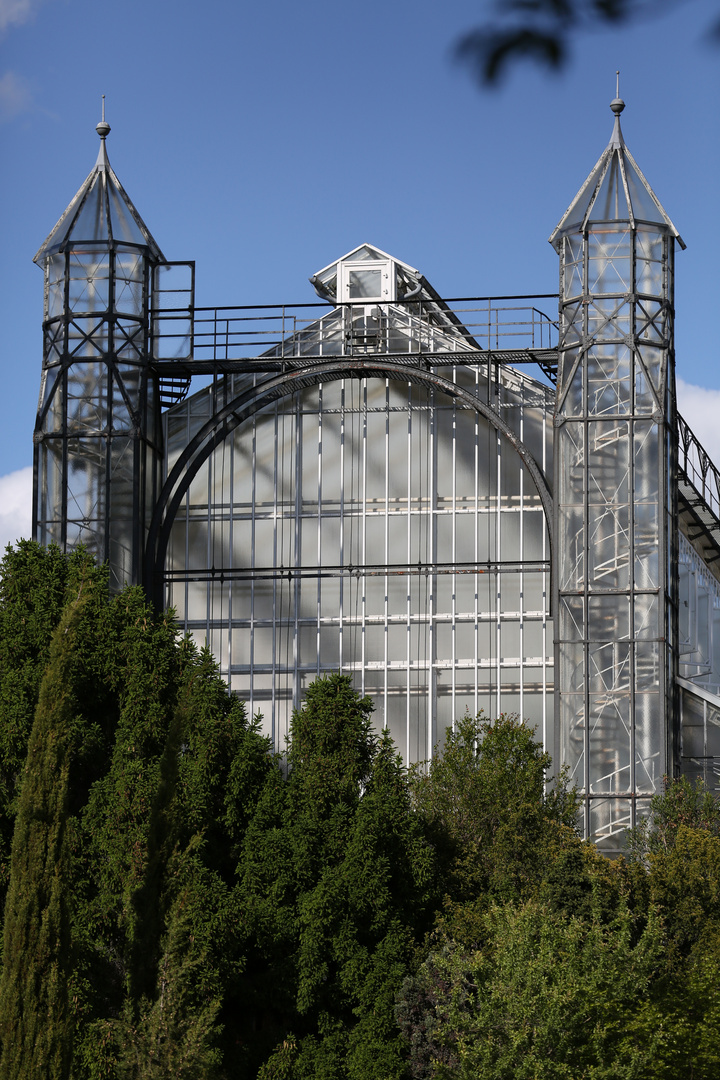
left=161, top=294, right=555, bottom=760
left=34, top=109, right=720, bottom=853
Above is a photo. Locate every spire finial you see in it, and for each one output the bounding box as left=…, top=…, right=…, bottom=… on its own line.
left=96, top=95, right=111, bottom=140
left=610, top=71, right=625, bottom=116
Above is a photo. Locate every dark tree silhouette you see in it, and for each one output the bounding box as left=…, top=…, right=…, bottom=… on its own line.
left=456, top=0, right=720, bottom=84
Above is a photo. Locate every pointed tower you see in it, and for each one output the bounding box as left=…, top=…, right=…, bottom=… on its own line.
left=33, top=108, right=165, bottom=591
left=551, top=93, right=684, bottom=851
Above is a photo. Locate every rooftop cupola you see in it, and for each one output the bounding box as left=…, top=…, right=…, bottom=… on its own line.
left=550, top=93, right=685, bottom=248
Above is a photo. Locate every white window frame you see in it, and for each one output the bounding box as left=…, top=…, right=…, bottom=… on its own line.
left=338, top=259, right=396, bottom=303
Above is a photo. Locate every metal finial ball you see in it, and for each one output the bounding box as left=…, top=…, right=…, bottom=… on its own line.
left=610, top=97, right=625, bottom=116
left=96, top=120, right=111, bottom=138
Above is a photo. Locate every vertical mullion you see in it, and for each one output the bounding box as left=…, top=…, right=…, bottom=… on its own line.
left=496, top=425, right=502, bottom=720
left=406, top=381, right=412, bottom=764
left=384, top=380, right=390, bottom=734
left=227, top=424, right=234, bottom=685
left=582, top=234, right=591, bottom=839
left=428, top=388, right=436, bottom=761
left=339, top=380, right=345, bottom=674
left=250, top=411, right=257, bottom=725
left=271, top=403, right=278, bottom=748
left=361, top=380, right=367, bottom=698
left=316, top=385, right=322, bottom=681
left=519, top=404, right=525, bottom=726
left=474, top=369, right=480, bottom=721
left=451, top=397, right=457, bottom=728
left=294, top=391, right=301, bottom=715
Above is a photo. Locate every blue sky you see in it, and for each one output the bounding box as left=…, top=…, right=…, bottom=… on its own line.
left=0, top=0, right=718, bottom=543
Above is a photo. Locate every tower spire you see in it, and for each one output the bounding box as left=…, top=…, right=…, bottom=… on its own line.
left=96, top=94, right=110, bottom=141
left=609, top=71, right=626, bottom=147
left=550, top=90, right=684, bottom=248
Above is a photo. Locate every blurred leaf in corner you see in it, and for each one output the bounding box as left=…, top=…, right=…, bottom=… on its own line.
left=455, top=0, right=712, bottom=85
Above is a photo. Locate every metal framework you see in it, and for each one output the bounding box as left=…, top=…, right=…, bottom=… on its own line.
left=551, top=96, right=684, bottom=850
left=32, top=110, right=720, bottom=852
left=149, top=278, right=557, bottom=762
left=32, top=118, right=164, bottom=591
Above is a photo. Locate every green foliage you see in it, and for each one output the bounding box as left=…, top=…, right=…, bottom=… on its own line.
left=399, top=772, right=720, bottom=1080
left=411, top=712, right=579, bottom=915
left=628, top=775, right=720, bottom=860
left=399, top=900, right=664, bottom=1080
left=0, top=544, right=274, bottom=1079
left=240, top=674, right=436, bottom=1080
left=5, top=544, right=720, bottom=1079
left=110, top=848, right=224, bottom=1080
left=454, top=1, right=717, bottom=86
left=0, top=572, right=96, bottom=1078
left=0, top=542, right=105, bottom=900
left=622, top=813, right=720, bottom=1077
left=631, top=922, right=720, bottom=1080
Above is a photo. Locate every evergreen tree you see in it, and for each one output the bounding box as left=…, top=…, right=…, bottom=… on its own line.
left=410, top=712, right=579, bottom=920
left=112, top=847, right=225, bottom=1080
left=0, top=576, right=95, bottom=1077
left=72, top=618, right=273, bottom=1077
left=0, top=542, right=99, bottom=906
left=398, top=899, right=664, bottom=1080
left=241, top=674, right=436, bottom=1080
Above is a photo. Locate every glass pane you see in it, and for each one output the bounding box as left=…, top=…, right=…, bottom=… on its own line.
left=635, top=693, right=662, bottom=793
left=588, top=594, right=630, bottom=641
left=348, top=269, right=382, bottom=299
left=589, top=798, right=632, bottom=854
left=69, top=175, right=108, bottom=243
left=588, top=690, right=631, bottom=793
left=588, top=504, right=630, bottom=590
left=107, top=182, right=149, bottom=247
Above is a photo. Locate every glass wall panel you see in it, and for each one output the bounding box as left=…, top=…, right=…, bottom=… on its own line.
left=634, top=693, right=661, bottom=793
left=589, top=798, right=632, bottom=855
left=165, top=371, right=554, bottom=760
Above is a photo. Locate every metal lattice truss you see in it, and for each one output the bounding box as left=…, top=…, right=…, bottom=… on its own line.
left=552, top=101, right=679, bottom=851
left=33, top=127, right=164, bottom=592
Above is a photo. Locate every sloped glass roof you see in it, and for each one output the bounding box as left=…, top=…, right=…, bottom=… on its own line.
left=34, top=125, right=164, bottom=263
left=550, top=99, right=685, bottom=249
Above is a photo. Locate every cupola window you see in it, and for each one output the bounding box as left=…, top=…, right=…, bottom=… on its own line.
left=339, top=258, right=395, bottom=303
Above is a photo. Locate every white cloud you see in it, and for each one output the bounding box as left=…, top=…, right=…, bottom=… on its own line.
left=0, top=70, right=32, bottom=120
left=0, top=466, right=33, bottom=552
left=676, top=378, right=720, bottom=467
left=0, top=0, right=35, bottom=33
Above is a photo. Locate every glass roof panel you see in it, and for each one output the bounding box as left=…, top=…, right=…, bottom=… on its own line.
left=589, top=157, right=631, bottom=223
left=106, top=179, right=150, bottom=246
left=560, top=160, right=606, bottom=231
left=623, top=157, right=666, bottom=224
left=551, top=104, right=684, bottom=248
left=65, top=173, right=109, bottom=243
left=35, top=134, right=164, bottom=263
left=344, top=244, right=384, bottom=263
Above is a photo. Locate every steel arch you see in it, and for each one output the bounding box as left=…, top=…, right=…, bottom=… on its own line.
left=144, top=358, right=554, bottom=608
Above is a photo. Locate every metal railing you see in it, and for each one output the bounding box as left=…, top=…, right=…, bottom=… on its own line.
left=678, top=413, right=720, bottom=524
left=153, top=295, right=559, bottom=366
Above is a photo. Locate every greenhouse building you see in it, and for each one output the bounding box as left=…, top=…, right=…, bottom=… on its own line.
left=31, top=97, right=720, bottom=851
